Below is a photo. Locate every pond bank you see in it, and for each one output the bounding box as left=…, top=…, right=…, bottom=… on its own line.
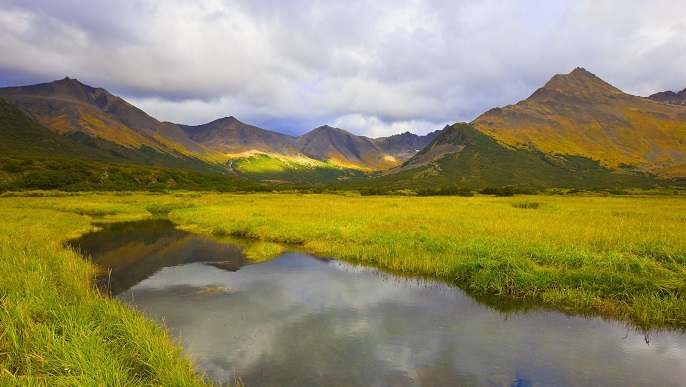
left=168, top=193, right=686, bottom=330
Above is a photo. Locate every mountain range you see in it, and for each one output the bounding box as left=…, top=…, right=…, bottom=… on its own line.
left=1, top=68, right=685, bottom=189
left=0, top=78, right=438, bottom=181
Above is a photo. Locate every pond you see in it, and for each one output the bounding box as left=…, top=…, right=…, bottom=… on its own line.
left=70, top=219, right=686, bottom=386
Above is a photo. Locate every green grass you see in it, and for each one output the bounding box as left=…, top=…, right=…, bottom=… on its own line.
left=0, top=203, right=210, bottom=386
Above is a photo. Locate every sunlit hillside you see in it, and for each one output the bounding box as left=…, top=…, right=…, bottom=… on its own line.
left=472, top=68, right=686, bottom=177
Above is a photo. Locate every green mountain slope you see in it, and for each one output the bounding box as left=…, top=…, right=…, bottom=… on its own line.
left=0, top=97, right=115, bottom=161
left=230, top=154, right=367, bottom=183
left=366, top=123, right=655, bottom=189
left=0, top=78, right=226, bottom=173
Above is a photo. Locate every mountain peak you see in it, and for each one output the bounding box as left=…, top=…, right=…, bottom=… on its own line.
left=213, top=116, right=239, bottom=124
left=472, top=67, right=686, bottom=178
left=0, top=77, right=100, bottom=103
left=528, top=67, right=623, bottom=102
left=44, top=77, right=98, bottom=100
left=569, top=67, right=592, bottom=77
left=311, top=125, right=354, bottom=136
left=53, top=76, right=86, bottom=87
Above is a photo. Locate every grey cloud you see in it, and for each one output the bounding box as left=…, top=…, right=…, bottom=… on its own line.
left=1, top=0, right=686, bottom=136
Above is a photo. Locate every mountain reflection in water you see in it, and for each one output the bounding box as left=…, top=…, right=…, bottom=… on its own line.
left=70, top=219, right=252, bottom=294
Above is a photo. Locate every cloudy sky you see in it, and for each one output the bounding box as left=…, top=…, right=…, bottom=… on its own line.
left=1, top=0, right=685, bottom=137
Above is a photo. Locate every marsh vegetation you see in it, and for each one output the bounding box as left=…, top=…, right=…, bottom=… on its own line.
left=1, top=191, right=685, bottom=384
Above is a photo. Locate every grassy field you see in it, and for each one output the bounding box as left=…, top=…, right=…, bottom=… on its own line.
left=166, top=193, right=686, bottom=329
left=1, top=192, right=685, bottom=383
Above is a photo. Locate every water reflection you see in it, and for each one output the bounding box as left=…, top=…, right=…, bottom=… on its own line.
left=70, top=219, right=252, bottom=294
left=71, top=222, right=686, bottom=386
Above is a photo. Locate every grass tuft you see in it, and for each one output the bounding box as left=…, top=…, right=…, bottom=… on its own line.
left=243, top=241, right=285, bottom=262
left=512, top=201, right=541, bottom=209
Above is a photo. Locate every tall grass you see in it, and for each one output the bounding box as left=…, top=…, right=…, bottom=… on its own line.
left=10, top=191, right=680, bottom=329
left=0, top=202, right=209, bottom=385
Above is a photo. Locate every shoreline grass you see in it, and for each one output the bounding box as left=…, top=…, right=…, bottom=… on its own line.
left=0, top=203, right=210, bottom=385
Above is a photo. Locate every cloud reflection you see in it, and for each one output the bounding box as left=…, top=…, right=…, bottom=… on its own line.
left=121, top=253, right=686, bottom=386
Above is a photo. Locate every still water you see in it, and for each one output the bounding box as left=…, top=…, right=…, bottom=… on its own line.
left=71, top=220, right=686, bottom=386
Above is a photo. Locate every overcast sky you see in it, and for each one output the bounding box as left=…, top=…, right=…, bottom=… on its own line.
left=1, top=0, right=685, bottom=137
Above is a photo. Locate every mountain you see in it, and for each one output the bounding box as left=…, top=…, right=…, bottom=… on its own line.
left=3, top=70, right=683, bottom=190
left=181, top=116, right=299, bottom=157
left=375, top=67, right=686, bottom=188
left=648, top=88, right=686, bottom=106
left=471, top=68, right=686, bottom=178
left=293, top=125, right=389, bottom=170
left=0, top=97, right=267, bottom=192
left=180, top=119, right=439, bottom=181
left=366, top=122, right=653, bottom=189
left=284, top=125, right=439, bottom=171
left=180, top=119, right=364, bottom=182
left=0, top=77, right=224, bottom=172
left=374, top=130, right=442, bottom=159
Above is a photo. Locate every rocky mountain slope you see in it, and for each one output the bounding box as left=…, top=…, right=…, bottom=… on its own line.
left=648, top=88, right=686, bottom=106
left=181, top=116, right=300, bottom=158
